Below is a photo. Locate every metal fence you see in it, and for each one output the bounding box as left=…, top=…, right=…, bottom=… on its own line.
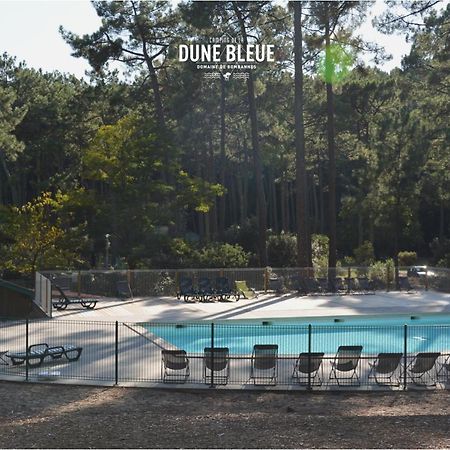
left=38, top=266, right=450, bottom=299
left=1, top=319, right=449, bottom=390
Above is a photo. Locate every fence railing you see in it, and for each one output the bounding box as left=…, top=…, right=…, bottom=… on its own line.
left=38, top=266, right=450, bottom=299
left=1, top=319, right=449, bottom=390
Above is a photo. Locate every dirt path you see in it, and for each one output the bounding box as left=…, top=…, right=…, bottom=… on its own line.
left=1, top=381, right=449, bottom=448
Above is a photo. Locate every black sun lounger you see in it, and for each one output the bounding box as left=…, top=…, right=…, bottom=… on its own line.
left=292, top=352, right=324, bottom=386
left=52, top=285, right=98, bottom=310
left=6, top=343, right=83, bottom=368
left=329, top=345, right=363, bottom=386
left=407, top=352, right=440, bottom=386
left=203, top=347, right=230, bottom=385
left=250, top=344, right=278, bottom=385
left=368, top=352, right=402, bottom=386
left=161, top=349, right=190, bottom=383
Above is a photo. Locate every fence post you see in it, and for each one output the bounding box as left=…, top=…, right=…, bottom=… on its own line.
left=425, top=268, right=429, bottom=291
left=115, top=321, right=119, bottom=385
left=25, top=319, right=29, bottom=382
left=264, top=267, right=269, bottom=293
left=307, top=324, right=312, bottom=391
left=210, top=323, right=215, bottom=388
left=403, top=324, right=408, bottom=390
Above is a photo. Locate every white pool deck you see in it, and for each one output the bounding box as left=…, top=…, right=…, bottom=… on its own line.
left=50, top=289, right=450, bottom=323
left=1, top=290, right=450, bottom=390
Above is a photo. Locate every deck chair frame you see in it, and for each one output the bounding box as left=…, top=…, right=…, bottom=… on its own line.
left=407, top=352, right=440, bottom=386
left=292, top=352, right=324, bottom=386
left=329, top=345, right=363, bottom=386
left=203, top=347, right=230, bottom=385
left=161, top=349, right=190, bottom=383
left=235, top=280, right=257, bottom=299
left=52, top=285, right=97, bottom=310
left=6, top=343, right=82, bottom=368
left=368, top=352, right=402, bottom=386
left=250, top=344, right=278, bottom=386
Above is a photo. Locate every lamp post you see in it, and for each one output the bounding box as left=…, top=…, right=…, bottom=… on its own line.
left=105, top=234, right=111, bottom=269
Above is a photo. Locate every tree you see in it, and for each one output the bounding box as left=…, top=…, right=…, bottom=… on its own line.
left=61, top=1, right=178, bottom=133
left=0, top=191, right=87, bottom=274
left=293, top=1, right=312, bottom=267
left=0, top=85, right=25, bottom=205
left=308, top=1, right=370, bottom=271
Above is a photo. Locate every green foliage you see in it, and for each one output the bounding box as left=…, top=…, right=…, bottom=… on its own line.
left=353, top=241, right=375, bottom=266
left=398, top=251, right=417, bottom=266
left=0, top=191, right=88, bottom=274
left=312, top=234, right=329, bottom=271
left=191, top=243, right=250, bottom=269
left=430, top=238, right=450, bottom=267
left=267, top=233, right=297, bottom=267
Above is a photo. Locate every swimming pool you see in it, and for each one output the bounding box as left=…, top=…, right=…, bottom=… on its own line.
left=145, top=314, right=450, bottom=355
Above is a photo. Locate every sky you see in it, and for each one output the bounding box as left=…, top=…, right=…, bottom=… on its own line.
left=0, top=0, right=440, bottom=79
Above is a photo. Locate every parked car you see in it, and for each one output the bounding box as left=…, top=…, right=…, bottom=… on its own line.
left=407, top=266, right=436, bottom=278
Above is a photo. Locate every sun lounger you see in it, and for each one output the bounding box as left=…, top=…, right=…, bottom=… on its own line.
left=215, top=277, right=240, bottom=302
left=437, top=354, right=450, bottom=382
left=203, top=347, right=230, bottom=385
left=329, top=345, right=363, bottom=386
left=235, top=280, right=257, bottom=299
left=198, top=277, right=216, bottom=302
left=177, top=277, right=198, bottom=302
left=6, top=343, right=83, bottom=368
left=52, top=285, right=97, bottom=310
left=407, top=352, right=440, bottom=386
left=250, top=344, right=278, bottom=385
left=368, top=352, right=402, bottom=386
left=161, top=349, right=190, bottom=383
left=292, top=352, right=324, bottom=386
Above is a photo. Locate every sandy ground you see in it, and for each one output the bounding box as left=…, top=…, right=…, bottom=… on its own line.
left=1, top=381, right=449, bottom=449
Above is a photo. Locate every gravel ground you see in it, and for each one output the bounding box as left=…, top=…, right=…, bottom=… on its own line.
left=1, top=381, right=449, bottom=448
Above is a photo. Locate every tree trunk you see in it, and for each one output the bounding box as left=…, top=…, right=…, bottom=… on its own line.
left=325, top=10, right=337, bottom=271
left=218, top=76, right=227, bottom=239
left=281, top=178, right=288, bottom=232
left=233, top=3, right=268, bottom=266
left=294, top=1, right=311, bottom=267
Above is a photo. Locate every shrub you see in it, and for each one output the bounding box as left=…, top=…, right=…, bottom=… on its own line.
left=267, top=232, right=297, bottom=267
left=398, top=251, right=417, bottom=266
left=192, top=243, right=250, bottom=268
left=312, top=234, right=328, bottom=273
left=353, top=241, right=375, bottom=266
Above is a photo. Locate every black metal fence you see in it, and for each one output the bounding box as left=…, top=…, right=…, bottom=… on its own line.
left=38, top=266, right=450, bottom=299
left=1, top=319, right=449, bottom=390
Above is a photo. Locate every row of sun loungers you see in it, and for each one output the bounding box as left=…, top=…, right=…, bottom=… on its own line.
left=162, top=345, right=448, bottom=387
left=176, top=277, right=242, bottom=302
left=176, top=275, right=414, bottom=301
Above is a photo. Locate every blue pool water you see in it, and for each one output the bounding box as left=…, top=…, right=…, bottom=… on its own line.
left=145, top=314, right=450, bottom=355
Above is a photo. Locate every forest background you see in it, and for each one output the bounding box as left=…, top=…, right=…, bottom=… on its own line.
left=0, top=0, right=449, bottom=276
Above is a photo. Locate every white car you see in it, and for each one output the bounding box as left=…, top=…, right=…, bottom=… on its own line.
left=407, top=266, right=436, bottom=278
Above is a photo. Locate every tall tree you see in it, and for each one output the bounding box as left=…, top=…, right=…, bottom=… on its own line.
left=232, top=1, right=268, bottom=266
left=293, top=2, right=312, bottom=267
